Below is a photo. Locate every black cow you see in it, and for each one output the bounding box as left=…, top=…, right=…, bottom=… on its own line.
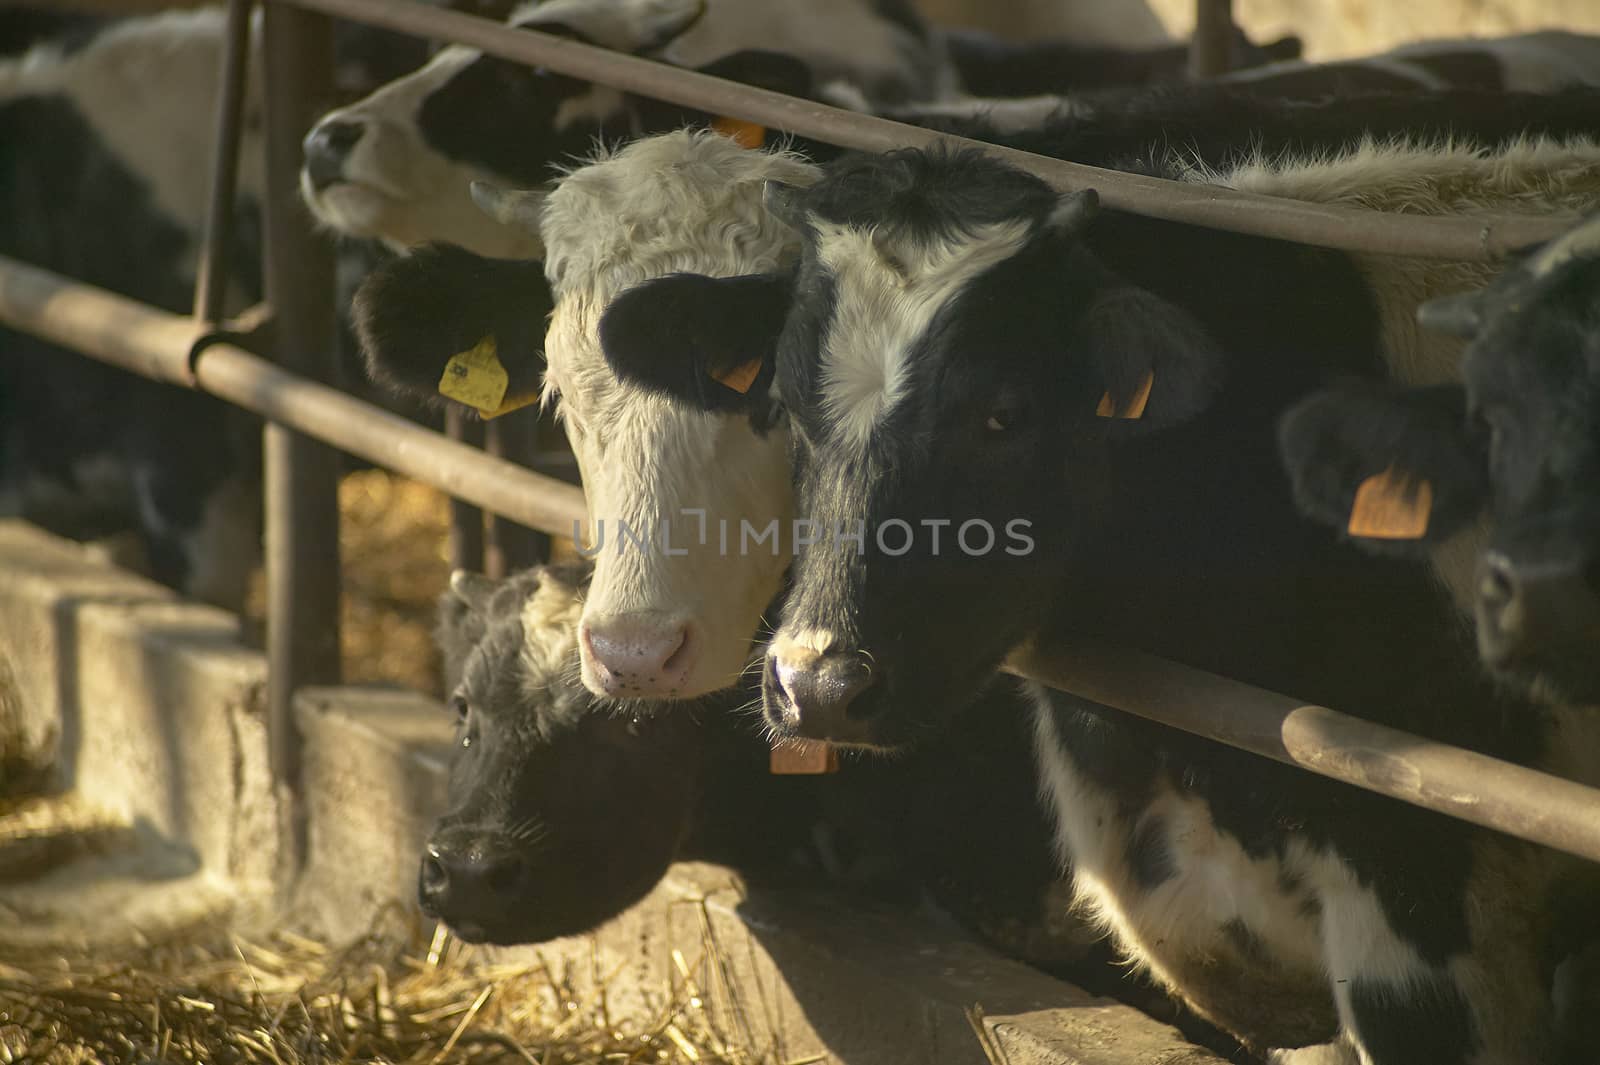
left=423, top=562, right=1100, bottom=976
left=1280, top=213, right=1600, bottom=702
left=595, top=145, right=1600, bottom=1061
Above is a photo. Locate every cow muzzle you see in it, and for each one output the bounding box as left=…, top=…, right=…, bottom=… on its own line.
left=417, top=831, right=529, bottom=944
left=579, top=612, right=698, bottom=698
left=1477, top=545, right=1600, bottom=678
left=763, top=644, right=878, bottom=745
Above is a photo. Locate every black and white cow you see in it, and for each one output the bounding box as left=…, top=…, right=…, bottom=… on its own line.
left=0, top=9, right=270, bottom=608
left=353, top=89, right=1600, bottom=699
left=1280, top=213, right=1600, bottom=704
left=300, top=0, right=953, bottom=257
left=594, top=141, right=1600, bottom=1060
left=424, top=561, right=1097, bottom=973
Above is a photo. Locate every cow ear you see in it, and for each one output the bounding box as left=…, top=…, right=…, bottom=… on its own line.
left=598, top=271, right=794, bottom=413
left=1072, top=285, right=1226, bottom=432
left=353, top=243, right=550, bottom=411
left=1277, top=382, right=1487, bottom=553
left=470, top=181, right=549, bottom=253
left=449, top=569, right=496, bottom=614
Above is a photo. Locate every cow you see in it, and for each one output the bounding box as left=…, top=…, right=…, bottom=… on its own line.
left=352, top=88, right=1600, bottom=699
left=299, top=0, right=1316, bottom=258
left=0, top=10, right=445, bottom=608
left=1279, top=212, right=1600, bottom=704
left=299, top=0, right=954, bottom=258
left=591, top=140, right=1600, bottom=1060
left=0, top=8, right=271, bottom=609
left=422, top=561, right=1098, bottom=976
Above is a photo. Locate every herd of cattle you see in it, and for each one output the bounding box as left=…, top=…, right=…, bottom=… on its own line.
left=4, top=1, right=1600, bottom=1062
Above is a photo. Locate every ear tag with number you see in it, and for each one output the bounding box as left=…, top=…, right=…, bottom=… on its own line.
left=713, top=358, right=763, bottom=394
left=1096, top=369, right=1154, bottom=419
left=1348, top=467, right=1433, bottom=540
left=770, top=739, right=839, bottom=775
left=438, top=335, right=540, bottom=419
left=712, top=115, right=766, bottom=149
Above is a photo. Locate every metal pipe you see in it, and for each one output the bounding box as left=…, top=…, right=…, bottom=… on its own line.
left=269, top=0, right=1574, bottom=261
left=192, top=0, right=255, bottom=330
left=1188, top=0, right=1235, bottom=79
left=1008, top=640, right=1600, bottom=865
left=445, top=407, right=486, bottom=574
left=261, top=3, right=343, bottom=851
left=0, top=253, right=587, bottom=537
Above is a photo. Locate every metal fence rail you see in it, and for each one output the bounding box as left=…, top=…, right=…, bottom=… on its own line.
left=279, top=0, right=1577, bottom=261
left=1, top=0, right=1598, bottom=873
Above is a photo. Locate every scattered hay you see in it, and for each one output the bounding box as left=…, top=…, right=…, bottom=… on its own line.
left=0, top=910, right=799, bottom=1065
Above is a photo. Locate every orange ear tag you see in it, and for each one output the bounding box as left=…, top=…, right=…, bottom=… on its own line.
left=770, top=739, right=840, bottom=775
left=1096, top=370, right=1155, bottom=419
left=438, top=336, right=540, bottom=419
left=1348, top=467, right=1433, bottom=540
left=712, top=115, right=766, bottom=149
left=713, top=358, right=763, bottom=394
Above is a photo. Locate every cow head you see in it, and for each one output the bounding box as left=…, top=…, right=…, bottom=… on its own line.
left=354, top=132, right=818, bottom=701
left=422, top=562, right=705, bottom=945
left=298, top=0, right=824, bottom=257
left=603, top=148, right=1227, bottom=746
left=1280, top=213, right=1600, bottom=700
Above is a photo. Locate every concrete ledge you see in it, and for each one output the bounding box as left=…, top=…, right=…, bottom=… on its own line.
left=0, top=520, right=280, bottom=891
left=296, top=684, right=1225, bottom=1065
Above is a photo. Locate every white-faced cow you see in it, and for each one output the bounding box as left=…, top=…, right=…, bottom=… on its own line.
left=595, top=141, right=1600, bottom=1060
left=1280, top=212, right=1600, bottom=704
left=353, top=90, right=1600, bottom=698
left=425, top=561, right=1094, bottom=970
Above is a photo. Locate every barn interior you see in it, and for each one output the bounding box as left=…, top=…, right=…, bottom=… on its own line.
left=2, top=1, right=1599, bottom=1063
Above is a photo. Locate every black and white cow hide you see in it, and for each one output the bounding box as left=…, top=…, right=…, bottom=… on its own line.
left=594, top=142, right=1600, bottom=1062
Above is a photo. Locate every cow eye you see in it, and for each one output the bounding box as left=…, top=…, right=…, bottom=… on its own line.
left=985, top=406, right=1026, bottom=434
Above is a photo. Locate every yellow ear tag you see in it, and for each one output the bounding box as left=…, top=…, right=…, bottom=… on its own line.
left=713, top=358, right=763, bottom=394
left=712, top=115, right=766, bottom=149
left=1096, top=370, right=1155, bottom=419
left=1348, top=467, right=1433, bottom=540
left=438, top=336, right=539, bottom=419
left=770, top=739, right=839, bottom=775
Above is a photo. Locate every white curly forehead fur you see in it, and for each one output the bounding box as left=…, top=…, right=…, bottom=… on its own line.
left=541, top=130, right=819, bottom=303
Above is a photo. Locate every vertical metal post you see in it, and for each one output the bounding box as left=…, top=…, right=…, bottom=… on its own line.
left=446, top=407, right=486, bottom=573
left=193, top=0, right=254, bottom=330
left=484, top=411, right=550, bottom=576
left=1189, top=0, right=1236, bottom=79
left=260, top=1, right=342, bottom=861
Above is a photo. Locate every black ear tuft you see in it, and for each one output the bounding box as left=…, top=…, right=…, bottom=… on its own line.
left=598, top=271, right=794, bottom=413
left=353, top=243, right=551, bottom=410
left=1074, top=285, right=1226, bottom=432
left=1277, top=381, right=1487, bottom=553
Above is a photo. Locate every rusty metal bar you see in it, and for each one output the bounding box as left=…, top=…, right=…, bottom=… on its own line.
left=0, top=253, right=587, bottom=536
left=483, top=413, right=549, bottom=577
left=445, top=407, right=486, bottom=574
left=261, top=2, right=342, bottom=844
left=267, top=0, right=1574, bottom=261
left=1008, top=640, right=1600, bottom=864
left=1188, top=0, right=1235, bottom=79
left=193, top=0, right=255, bottom=329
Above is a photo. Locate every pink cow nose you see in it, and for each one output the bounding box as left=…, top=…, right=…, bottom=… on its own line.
left=580, top=615, right=696, bottom=698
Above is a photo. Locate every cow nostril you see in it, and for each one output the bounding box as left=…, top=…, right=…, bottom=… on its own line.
left=420, top=848, right=449, bottom=896
left=320, top=119, right=364, bottom=152
left=302, top=119, right=366, bottom=190
left=660, top=626, right=692, bottom=675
